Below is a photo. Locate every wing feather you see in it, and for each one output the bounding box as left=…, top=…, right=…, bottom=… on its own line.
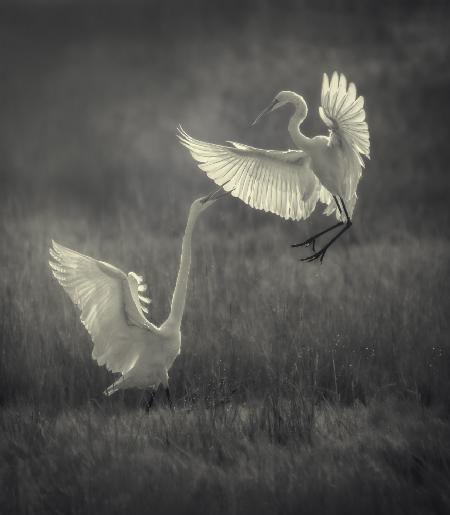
left=261, top=164, right=272, bottom=212
left=226, top=158, right=247, bottom=192
left=253, top=159, right=264, bottom=209
left=319, top=72, right=370, bottom=217
left=237, top=160, right=251, bottom=201
left=320, top=72, right=370, bottom=159
left=248, top=159, right=261, bottom=208
left=49, top=241, right=158, bottom=374
left=230, top=159, right=246, bottom=198
left=178, top=127, right=326, bottom=221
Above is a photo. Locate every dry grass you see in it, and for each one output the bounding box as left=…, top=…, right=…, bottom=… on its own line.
left=1, top=401, right=449, bottom=515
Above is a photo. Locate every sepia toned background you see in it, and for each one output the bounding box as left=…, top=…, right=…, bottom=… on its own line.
left=1, top=1, right=449, bottom=514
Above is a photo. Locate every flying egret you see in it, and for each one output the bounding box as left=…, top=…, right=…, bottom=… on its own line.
left=178, top=72, right=370, bottom=262
left=49, top=192, right=225, bottom=409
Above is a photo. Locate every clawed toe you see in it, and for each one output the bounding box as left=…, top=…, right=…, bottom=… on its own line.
left=292, top=215, right=352, bottom=263
left=291, top=237, right=316, bottom=251
left=300, top=248, right=327, bottom=263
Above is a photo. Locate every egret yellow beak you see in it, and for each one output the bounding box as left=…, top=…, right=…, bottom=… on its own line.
left=200, top=188, right=231, bottom=204
left=251, top=99, right=278, bottom=126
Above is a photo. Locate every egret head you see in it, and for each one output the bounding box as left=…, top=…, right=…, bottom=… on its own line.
left=252, top=91, right=307, bottom=125
left=192, top=197, right=216, bottom=214
left=192, top=189, right=230, bottom=213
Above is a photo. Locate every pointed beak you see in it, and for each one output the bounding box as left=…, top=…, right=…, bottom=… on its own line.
left=200, top=187, right=232, bottom=204
left=251, top=99, right=278, bottom=126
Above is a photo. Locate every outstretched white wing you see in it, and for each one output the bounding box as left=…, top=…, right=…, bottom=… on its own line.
left=49, top=241, right=158, bottom=374
left=319, top=72, right=370, bottom=160
left=319, top=72, right=370, bottom=216
left=178, top=127, right=324, bottom=221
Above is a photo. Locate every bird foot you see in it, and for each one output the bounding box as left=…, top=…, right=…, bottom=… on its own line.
left=291, top=237, right=317, bottom=252
left=300, top=247, right=328, bottom=263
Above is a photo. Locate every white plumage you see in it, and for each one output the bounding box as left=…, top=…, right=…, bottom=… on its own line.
left=178, top=132, right=321, bottom=222
left=49, top=195, right=218, bottom=401
left=179, top=72, right=370, bottom=262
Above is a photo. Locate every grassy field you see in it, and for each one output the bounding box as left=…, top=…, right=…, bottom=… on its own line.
left=2, top=401, right=450, bottom=515
left=0, top=2, right=449, bottom=514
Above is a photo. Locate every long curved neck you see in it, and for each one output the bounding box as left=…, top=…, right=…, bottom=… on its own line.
left=166, top=207, right=200, bottom=330
left=288, top=106, right=312, bottom=151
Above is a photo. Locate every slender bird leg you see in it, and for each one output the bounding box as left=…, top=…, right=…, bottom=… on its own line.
left=291, top=196, right=344, bottom=251
left=335, top=196, right=343, bottom=217
left=145, top=389, right=156, bottom=413
left=165, top=387, right=174, bottom=410
left=301, top=197, right=352, bottom=263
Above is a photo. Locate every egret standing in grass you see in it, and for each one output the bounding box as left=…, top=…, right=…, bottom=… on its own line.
left=178, top=72, right=370, bottom=262
left=49, top=192, right=224, bottom=409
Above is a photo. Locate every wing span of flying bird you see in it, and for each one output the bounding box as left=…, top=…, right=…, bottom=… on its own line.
left=178, top=127, right=333, bottom=222
left=179, top=71, right=370, bottom=262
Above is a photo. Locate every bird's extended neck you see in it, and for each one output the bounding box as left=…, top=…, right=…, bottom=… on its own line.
left=165, top=206, right=200, bottom=330
left=288, top=105, right=312, bottom=152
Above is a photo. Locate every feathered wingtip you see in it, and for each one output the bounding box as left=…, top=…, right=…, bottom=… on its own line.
left=320, top=71, right=370, bottom=159
left=48, top=240, right=65, bottom=280
left=177, top=125, right=193, bottom=151
left=49, top=240, right=61, bottom=261
left=177, top=124, right=187, bottom=138
left=127, top=271, right=152, bottom=316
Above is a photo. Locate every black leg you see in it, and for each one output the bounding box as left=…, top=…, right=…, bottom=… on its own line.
left=334, top=195, right=343, bottom=217
left=301, top=197, right=352, bottom=263
left=165, top=387, right=174, bottom=410
left=291, top=196, right=344, bottom=251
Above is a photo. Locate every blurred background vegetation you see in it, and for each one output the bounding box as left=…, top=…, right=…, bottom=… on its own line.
left=0, top=2, right=449, bottom=512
